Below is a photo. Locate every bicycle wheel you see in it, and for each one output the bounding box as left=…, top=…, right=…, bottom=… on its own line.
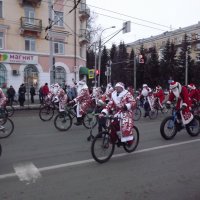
left=5, top=106, right=14, bottom=117
left=160, top=116, right=177, bottom=140
left=91, top=131, right=115, bottom=163
left=83, top=112, right=98, bottom=129
left=186, top=115, right=200, bottom=137
left=0, top=118, right=14, bottom=139
left=123, top=126, right=139, bottom=153
left=39, top=105, right=54, bottom=121
left=149, top=109, right=158, bottom=119
left=54, top=112, right=72, bottom=131
left=133, top=107, right=141, bottom=121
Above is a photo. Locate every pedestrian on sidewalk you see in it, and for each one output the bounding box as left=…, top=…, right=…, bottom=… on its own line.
left=30, top=85, right=36, bottom=104
left=18, top=83, right=26, bottom=107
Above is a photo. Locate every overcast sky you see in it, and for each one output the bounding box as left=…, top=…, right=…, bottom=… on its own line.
left=87, top=0, right=200, bottom=47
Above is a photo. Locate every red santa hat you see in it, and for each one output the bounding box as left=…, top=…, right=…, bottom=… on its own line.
left=115, top=82, right=125, bottom=90
left=169, top=81, right=182, bottom=97
left=188, top=83, right=196, bottom=90
left=156, top=85, right=162, bottom=90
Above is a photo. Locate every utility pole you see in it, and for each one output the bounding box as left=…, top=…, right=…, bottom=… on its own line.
left=74, top=0, right=77, bottom=82
left=134, top=52, right=137, bottom=95
left=185, top=50, right=188, bottom=86
left=97, top=38, right=102, bottom=87
left=48, top=0, right=54, bottom=84
left=94, top=42, right=97, bottom=87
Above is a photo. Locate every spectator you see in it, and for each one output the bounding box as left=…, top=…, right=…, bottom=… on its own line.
left=42, top=83, right=49, bottom=98
left=18, top=83, right=26, bottom=107
left=39, top=86, right=44, bottom=104
left=7, top=85, right=16, bottom=106
left=30, top=85, right=36, bottom=104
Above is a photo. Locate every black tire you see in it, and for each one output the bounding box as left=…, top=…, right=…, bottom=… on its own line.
left=39, top=105, right=54, bottom=121
left=5, top=106, right=14, bottom=117
left=91, top=131, right=115, bottom=163
left=160, top=116, right=177, bottom=140
left=83, top=112, right=98, bottom=129
left=149, top=109, right=158, bottom=119
left=54, top=113, right=72, bottom=131
left=186, top=115, right=200, bottom=137
left=123, top=126, right=139, bottom=153
left=133, top=107, right=141, bottom=121
left=0, top=118, right=14, bottom=139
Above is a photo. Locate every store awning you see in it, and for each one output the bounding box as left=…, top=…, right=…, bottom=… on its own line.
left=79, top=67, right=89, bottom=75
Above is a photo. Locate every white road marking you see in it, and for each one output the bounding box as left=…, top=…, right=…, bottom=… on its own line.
left=0, top=138, right=200, bottom=181
left=13, top=162, right=41, bottom=184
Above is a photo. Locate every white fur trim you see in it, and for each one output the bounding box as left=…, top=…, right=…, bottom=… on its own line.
left=121, top=135, right=134, bottom=142
left=101, top=109, right=108, bottom=115
left=182, top=103, right=187, bottom=107
left=125, top=103, right=131, bottom=110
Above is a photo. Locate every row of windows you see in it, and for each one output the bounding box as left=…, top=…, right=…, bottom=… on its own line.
left=0, top=32, right=64, bottom=53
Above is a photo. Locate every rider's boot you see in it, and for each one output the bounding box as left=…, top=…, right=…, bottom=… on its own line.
left=74, top=117, right=83, bottom=126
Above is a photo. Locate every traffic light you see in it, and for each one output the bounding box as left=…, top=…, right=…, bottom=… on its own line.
left=139, top=55, right=144, bottom=64
left=96, top=69, right=100, bottom=75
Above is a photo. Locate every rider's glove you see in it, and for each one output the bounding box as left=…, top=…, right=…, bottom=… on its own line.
left=68, top=100, right=75, bottom=106
left=123, top=104, right=128, bottom=111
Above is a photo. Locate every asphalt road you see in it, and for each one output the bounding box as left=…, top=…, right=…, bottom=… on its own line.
left=0, top=110, right=200, bottom=200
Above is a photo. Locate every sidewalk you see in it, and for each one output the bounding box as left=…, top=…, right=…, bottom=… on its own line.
left=11, top=98, right=41, bottom=111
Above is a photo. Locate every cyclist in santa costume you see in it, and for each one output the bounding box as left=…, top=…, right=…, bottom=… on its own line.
left=101, top=82, right=136, bottom=142
left=167, top=81, right=193, bottom=125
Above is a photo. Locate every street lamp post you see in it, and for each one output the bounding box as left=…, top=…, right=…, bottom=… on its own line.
left=98, top=26, right=115, bottom=87
left=185, top=50, right=188, bottom=86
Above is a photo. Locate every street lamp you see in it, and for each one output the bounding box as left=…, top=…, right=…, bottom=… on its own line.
left=97, top=26, right=116, bottom=87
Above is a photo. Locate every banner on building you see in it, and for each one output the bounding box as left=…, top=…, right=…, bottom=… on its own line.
left=0, top=53, right=38, bottom=64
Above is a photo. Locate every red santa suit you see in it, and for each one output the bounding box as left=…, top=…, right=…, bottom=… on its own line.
left=73, top=80, right=91, bottom=117
left=101, top=82, right=136, bottom=142
left=188, top=83, right=199, bottom=106
left=154, top=86, right=165, bottom=108
left=167, top=81, right=193, bottom=125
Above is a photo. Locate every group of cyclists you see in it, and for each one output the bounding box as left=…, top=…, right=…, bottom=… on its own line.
left=1, top=76, right=200, bottom=159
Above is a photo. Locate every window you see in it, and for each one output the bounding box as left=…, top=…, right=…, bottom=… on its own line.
left=0, top=1, right=2, bottom=18
left=0, top=32, right=3, bottom=49
left=196, top=43, right=200, bottom=50
left=54, top=41, right=64, bottom=54
left=25, top=38, right=35, bottom=51
left=54, top=11, right=64, bottom=27
left=196, top=53, right=200, bottom=62
left=24, top=6, right=35, bottom=24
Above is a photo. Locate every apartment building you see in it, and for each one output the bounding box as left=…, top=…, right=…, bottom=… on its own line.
left=127, top=21, right=200, bottom=62
left=0, top=0, right=90, bottom=92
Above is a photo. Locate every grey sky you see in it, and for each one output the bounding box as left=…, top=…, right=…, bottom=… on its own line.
left=87, top=0, right=200, bottom=47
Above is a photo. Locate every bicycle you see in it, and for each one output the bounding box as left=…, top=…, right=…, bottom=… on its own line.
left=39, top=100, right=59, bottom=121
left=4, top=99, right=15, bottom=117
left=148, top=97, right=169, bottom=119
left=91, top=114, right=140, bottom=163
left=133, top=101, right=142, bottom=121
left=160, top=106, right=200, bottom=140
left=0, top=108, right=14, bottom=139
left=54, top=104, right=98, bottom=131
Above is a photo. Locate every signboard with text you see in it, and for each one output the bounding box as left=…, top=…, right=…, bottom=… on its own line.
left=88, top=69, right=95, bottom=79
left=0, top=53, right=38, bottom=64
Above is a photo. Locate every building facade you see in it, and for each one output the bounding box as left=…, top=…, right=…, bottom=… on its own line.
left=0, top=0, right=90, bottom=92
left=127, top=22, right=200, bottom=62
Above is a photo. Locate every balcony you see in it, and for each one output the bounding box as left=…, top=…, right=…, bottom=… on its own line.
left=79, top=29, right=89, bottom=45
left=20, top=17, right=42, bottom=36
left=79, top=3, right=90, bottom=20
left=18, top=0, right=42, bottom=7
